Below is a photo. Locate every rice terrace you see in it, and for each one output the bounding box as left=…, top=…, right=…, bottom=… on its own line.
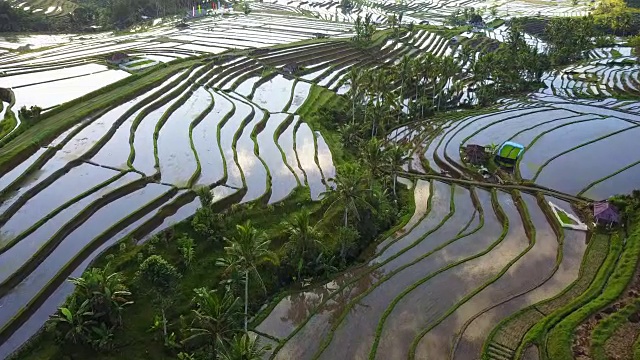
left=0, top=0, right=640, bottom=358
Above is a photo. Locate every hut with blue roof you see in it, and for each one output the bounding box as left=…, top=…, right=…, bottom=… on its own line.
left=495, top=141, right=524, bottom=167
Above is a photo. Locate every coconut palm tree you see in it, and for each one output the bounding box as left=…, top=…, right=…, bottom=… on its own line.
left=362, top=137, right=386, bottom=184
left=217, top=221, right=278, bottom=332
left=321, top=163, right=374, bottom=227
left=219, top=333, right=270, bottom=360
left=436, top=56, right=459, bottom=111
left=397, top=55, right=412, bottom=123
left=385, top=144, right=411, bottom=197
left=282, top=210, right=324, bottom=280
left=183, top=287, right=241, bottom=357
left=346, top=67, right=362, bottom=124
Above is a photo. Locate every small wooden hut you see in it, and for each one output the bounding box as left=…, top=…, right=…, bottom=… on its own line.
left=594, top=202, right=620, bottom=227
left=463, top=144, right=487, bottom=165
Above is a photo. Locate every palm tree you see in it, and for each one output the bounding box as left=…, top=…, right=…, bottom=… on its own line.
left=219, top=333, right=270, bottom=360
left=436, top=56, right=459, bottom=111
left=385, top=144, right=411, bottom=197
left=184, top=287, right=241, bottom=357
left=338, top=122, right=362, bottom=148
left=361, top=137, right=386, bottom=184
left=397, top=55, right=412, bottom=123
left=321, top=163, right=374, bottom=227
left=217, top=221, right=278, bottom=332
left=346, top=67, right=361, bottom=124
left=282, top=210, right=324, bottom=280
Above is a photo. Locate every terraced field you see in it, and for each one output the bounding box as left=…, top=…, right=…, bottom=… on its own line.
left=394, top=93, right=640, bottom=201
left=255, top=0, right=589, bottom=24
left=252, top=43, right=640, bottom=360
left=0, top=17, right=370, bottom=357
left=0, top=13, right=493, bottom=357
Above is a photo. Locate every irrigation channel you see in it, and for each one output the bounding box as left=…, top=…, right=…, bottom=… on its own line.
left=0, top=4, right=639, bottom=359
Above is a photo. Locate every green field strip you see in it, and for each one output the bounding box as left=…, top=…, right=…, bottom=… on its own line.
left=257, top=43, right=354, bottom=69
left=282, top=79, right=298, bottom=113
left=309, top=124, right=328, bottom=188
left=266, top=182, right=447, bottom=359
left=0, top=109, right=17, bottom=143
left=578, top=158, right=640, bottom=196
left=481, top=232, right=609, bottom=356
left=406, top=189, right=537, bottom=359
left=591, top=297, right=640, bottom=360
left=0, top=60, right=199, bottom=172
left=507, top=232, right=621, bottom=359
left=0, top=171, right=128, bottom=255
left=186, top=88, right=216, bottom=188
left=207, top=59, right=258, bottom=89
left=544, top=225, right=640, bottom=360
left=273, top=115, right=302, bottom=186
left=531, top=124, right=640, bottom=181
left=311, top=185, right=481, bottom=360
left=0, top=183, right=179, bottom=345
left=633, top=331, right=640, bottom=359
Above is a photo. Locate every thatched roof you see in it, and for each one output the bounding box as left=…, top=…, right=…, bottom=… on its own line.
left=463, top=144, right=487, bottom=165
left=594, top=202, right=620, bottom=224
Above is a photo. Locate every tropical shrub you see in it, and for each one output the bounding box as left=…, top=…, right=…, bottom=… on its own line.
left=48, top=265, right=132, bottom=349
left=178, top=236, right=196, bottom=268
left=137, top=255, right=181, bottom=340
left=18, top=105, right=42, bottom=121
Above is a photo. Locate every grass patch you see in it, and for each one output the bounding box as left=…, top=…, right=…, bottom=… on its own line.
left=556, top=209, right=577, bottom=225
left=484, top=232, right=610, bottom=355
left=545, top=226, right=640, bottom=360
left=610, top=48, right=623, bottom=58
left=0, top=109, right=17, bottom=140
left=591, top=297, right=640, bottom=359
